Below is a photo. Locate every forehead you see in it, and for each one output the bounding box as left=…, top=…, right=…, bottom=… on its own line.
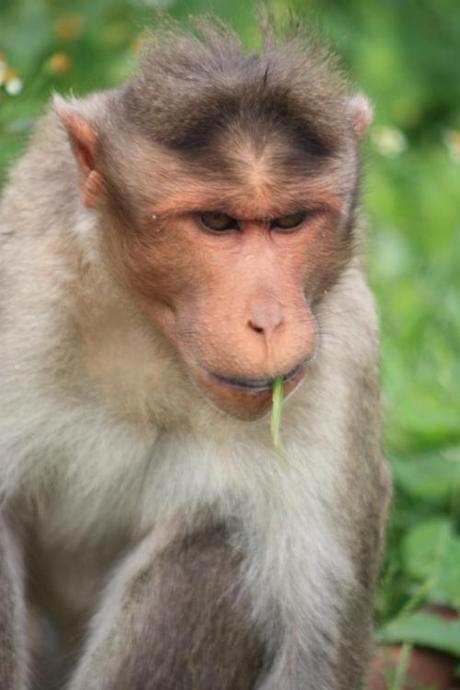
left=147, top=128, right=340, bottom=219
left=152, top=154, right=340, bottom=219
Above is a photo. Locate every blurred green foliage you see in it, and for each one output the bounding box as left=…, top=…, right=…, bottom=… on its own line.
left=1, top=0, right=460, bottom=672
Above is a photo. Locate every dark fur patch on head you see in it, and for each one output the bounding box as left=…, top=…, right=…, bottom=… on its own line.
left=116, top=17, right=351, bottom=165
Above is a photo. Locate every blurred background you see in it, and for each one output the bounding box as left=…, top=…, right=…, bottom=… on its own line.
left=1, top=0, right=459, bottom=686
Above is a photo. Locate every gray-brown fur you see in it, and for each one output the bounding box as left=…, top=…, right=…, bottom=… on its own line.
left=68, top=522, right=265, bottom=690
left=0, top=519, right=27, bottom=690
left=0, top=15, right=390, bottom=690
left=118, top=19, right=349, bottom=154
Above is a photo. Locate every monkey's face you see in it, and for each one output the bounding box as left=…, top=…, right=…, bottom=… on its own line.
left=119, top=158, right=350, bottom=420
left=59, top=102, right=360, bottom=420
left=56, top=19, right=370, bottom=420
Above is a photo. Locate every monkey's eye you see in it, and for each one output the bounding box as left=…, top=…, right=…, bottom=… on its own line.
left=199, top=212, right=239, bottom=232
left=271, top=211, right=309, bottom=231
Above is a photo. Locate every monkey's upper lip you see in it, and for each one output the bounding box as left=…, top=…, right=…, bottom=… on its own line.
left=206, top=362, right=306, bottom=392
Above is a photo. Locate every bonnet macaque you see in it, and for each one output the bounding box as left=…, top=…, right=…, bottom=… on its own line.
left=0, top=17, right=391, bottom=690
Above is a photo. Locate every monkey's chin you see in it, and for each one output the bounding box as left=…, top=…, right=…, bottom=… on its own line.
left=191, top=362, right=306, bottom=421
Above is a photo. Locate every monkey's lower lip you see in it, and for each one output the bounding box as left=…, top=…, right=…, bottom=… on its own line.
left=206, top=362, right=306, bottom=393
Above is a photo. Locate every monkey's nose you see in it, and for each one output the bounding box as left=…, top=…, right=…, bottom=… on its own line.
left=247, top=301, right=284, bottom=338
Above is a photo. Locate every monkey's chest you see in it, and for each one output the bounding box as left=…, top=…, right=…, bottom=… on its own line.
left=21, top=450, right=154, bottom=625
left=25, top=500, right=139, bottom=626
left=18, top=420, right=256, bottom=624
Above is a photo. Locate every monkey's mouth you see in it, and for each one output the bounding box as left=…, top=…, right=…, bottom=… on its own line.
left=188, top=359, right=308, bottom=419
left=206, top=362, right=306, bottom=393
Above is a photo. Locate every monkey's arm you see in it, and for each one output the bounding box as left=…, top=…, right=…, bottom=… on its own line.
left=253, top=463, right=389, bottom=690
left=0, top=517, right=28, bottom=690
left=67, top=521, right=264, bottom=690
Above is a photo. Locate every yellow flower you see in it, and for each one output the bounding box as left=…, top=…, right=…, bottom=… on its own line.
left=4, top=67, right=18, bottom=82
left=48, top=53, right=72, bottom=74
left=54, top=14, right=85, bottom=41
left=0, top=61, right=7, bottom=87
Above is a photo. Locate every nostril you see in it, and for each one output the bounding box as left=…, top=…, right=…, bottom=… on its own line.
left=247, top=301, right=284, bottom=336
left=248, top=320, right=265, bottom=334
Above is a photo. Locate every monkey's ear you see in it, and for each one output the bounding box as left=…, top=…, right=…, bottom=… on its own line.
left=348, top=93, right=373, bottom=139
left=54, top=96, right=105, bottom=208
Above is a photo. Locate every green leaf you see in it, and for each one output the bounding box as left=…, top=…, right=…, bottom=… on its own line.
left=271, top=377, right=288, bottom=468
left=391, top=448, right=460, bottom=505
left=379, top=612, right=460, bottom=658
left=402, top=517, right=460, bottom=607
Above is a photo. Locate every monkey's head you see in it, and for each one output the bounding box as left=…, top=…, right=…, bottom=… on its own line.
left=57, top=20, right=372, bottom=420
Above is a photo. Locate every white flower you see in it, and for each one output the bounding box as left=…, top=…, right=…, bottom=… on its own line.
left=5, top=78, right=23, bottom=96
left=444, top=130, right=460, bottom=164
left=371, top=125, right=408, bottom=158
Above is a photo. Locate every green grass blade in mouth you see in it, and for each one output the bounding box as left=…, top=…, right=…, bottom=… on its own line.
left=271, top=377, right=289, bottom=468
